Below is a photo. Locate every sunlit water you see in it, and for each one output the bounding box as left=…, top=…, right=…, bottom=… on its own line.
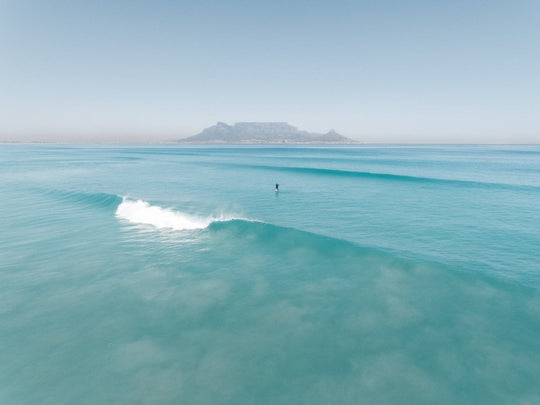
left=1, top=144, right=539, bottom=404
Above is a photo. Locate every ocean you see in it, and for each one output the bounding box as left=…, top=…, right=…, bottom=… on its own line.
left=1, top=144, right=539, bottom=404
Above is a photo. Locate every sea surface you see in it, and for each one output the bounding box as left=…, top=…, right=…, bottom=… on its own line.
left=1, top=144, right=539, bottom=404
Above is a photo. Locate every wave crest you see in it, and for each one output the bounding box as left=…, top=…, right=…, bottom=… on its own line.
left=115, top=198, right=233, bottom=230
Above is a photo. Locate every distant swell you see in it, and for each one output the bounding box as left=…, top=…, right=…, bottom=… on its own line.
left=222, top=163, right=539, bottom=191
left=115, top=198, right=237, bottom=230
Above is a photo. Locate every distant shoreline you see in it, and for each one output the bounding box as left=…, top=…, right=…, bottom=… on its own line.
left=2, top=141, right=539, bottom=146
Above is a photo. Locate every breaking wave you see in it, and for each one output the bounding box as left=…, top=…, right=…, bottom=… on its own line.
left=115, top=198, right=237, bottom=230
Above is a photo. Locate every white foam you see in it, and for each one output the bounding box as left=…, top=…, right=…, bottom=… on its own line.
left=115, top=198, right=231, bottom=231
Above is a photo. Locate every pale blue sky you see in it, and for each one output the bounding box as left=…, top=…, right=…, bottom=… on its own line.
left=1, top=0, right=539, bottom=142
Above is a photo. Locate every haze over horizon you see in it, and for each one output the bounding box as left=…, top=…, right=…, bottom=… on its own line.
left=1, top=0, right=539, bottom=143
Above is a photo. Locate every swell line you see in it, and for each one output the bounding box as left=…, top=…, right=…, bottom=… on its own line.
left=219, top=163, right=540, bottom=191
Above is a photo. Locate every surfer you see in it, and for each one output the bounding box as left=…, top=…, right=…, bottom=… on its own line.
left=275, top=183, right=279, bottom=191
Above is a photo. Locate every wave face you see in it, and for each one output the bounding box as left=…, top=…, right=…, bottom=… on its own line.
left=45, top=189, right=123, bottom=208
left=115, top=198, right=234, bottom=230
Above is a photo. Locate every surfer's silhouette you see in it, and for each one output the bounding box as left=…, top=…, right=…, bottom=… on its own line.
left=275, top=183, right=279, bottom=191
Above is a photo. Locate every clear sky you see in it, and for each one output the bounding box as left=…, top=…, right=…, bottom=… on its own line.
left=1, top=0, right=539, bottom=143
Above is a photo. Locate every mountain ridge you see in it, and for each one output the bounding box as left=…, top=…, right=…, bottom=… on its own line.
left=177, top=122, right=357, bottom=144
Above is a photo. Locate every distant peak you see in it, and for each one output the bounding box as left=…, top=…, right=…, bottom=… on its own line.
left=178, top=122, right=356, bottom=144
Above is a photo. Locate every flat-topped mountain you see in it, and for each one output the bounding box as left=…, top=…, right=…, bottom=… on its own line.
left=178, top=122, right=356, bottom=144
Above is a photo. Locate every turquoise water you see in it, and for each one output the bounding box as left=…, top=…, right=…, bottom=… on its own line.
left=1, top=144, right=539, bottom=404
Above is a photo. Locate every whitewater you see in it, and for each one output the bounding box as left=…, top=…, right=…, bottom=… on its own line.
left=115, top=197, right=239, bottom=230
left=1, top=144, right=539, bottom=405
